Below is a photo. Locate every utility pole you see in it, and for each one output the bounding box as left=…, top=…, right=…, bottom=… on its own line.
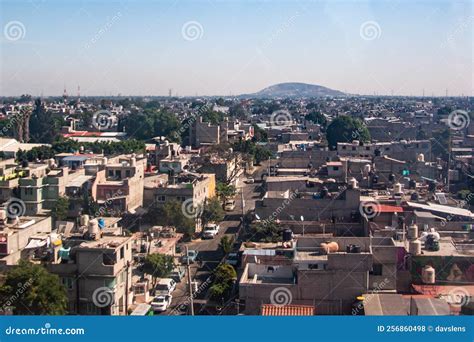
left=185, top=245, right=194, bottom=316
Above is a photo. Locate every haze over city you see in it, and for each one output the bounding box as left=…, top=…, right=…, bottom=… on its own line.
left=1, top=0, right=472, bottom=97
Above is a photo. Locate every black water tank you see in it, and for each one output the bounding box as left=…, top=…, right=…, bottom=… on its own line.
left=282, top=229, right=293, bottom=242
left=410, top=192, right=419, bottom=201
left=320, top=187, right=328, bottom=198
left=409, top=179, right=416, bottom=189
left=372, top=175, right=379, bottom=184
left=388, top=173, right=395, bottom=182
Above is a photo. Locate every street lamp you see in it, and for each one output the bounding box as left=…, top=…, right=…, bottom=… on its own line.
left=300, top=215, right=305, bottom=236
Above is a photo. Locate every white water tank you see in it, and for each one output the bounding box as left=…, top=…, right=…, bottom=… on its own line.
left=348, top=178, right=358, bottom=189
left=102, top=157, right=108, bottom=165
left=417, top=153, right=425, bottom=162
left=47, top=158, right=56, bottom=168
left=0, top=210, right=6, bottom=221
left=363, top=164, right=371, bottom=176
left=409, top=239, right=422, bottom=255
left=408, top=224, right=418, bottom=240
left=80, top=215, right=90, bottom=226
left=394, top=183, right=403, bottom=194
left=422, top=265, right=436, bottom=284
left=88, top=219, right=100, bottom=239
left=130, top=157, right=136, bottom=167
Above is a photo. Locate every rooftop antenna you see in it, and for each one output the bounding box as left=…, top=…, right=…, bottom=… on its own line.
left=422, top=89, right=425, bottom=98
left=169, top=88, right=172, bottom=97
left=445, top=88, right=448, bottom=98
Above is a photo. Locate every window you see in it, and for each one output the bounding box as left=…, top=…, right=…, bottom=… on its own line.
left=366, top=146, right=370, bottom=150
left=370, top=264, right=383, bottom=276
left=125, top=170, right=131, bottom=178
left=120, top=247, right=124, bottom=259
left=342, top=146, right=347, bottom=150
left=157, top=195, right=166, bottom=202
left=108, top=170, right=114, bottom=177
left=352, top=146, right=356, bottom=151
left=332, top=166, right=339, bottom=171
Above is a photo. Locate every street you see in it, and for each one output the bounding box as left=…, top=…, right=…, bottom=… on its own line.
left=161, top=165, right=266, bottom=315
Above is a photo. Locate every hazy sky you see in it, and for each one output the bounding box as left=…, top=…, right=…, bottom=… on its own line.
left=0, top=0, right=472, bottom=97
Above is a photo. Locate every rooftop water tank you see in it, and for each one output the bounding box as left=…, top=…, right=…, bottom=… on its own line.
left=422, top=265, right=436, bottom=284
left=417, top=153, right=425, bottom=162
left=408, top=224, right=418, bottom=240
left=348, top=178, right=358, bottom=189
left=80, top=215, right=90, bottom=227
left=409, top=239, right=422, bottom=255
left=282, top=229, right=293, bottom=242
left=363, top=164, right=371, bottom=176
left=394, top=183, right=403, bottom=194
left=88, top=219, right=100, bottom=240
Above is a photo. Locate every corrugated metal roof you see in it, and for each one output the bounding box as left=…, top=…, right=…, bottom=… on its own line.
left=261, top=304, right=314, bottom=316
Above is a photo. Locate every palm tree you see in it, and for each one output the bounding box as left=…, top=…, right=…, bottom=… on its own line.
left=219, top=235, right=234, bottom=254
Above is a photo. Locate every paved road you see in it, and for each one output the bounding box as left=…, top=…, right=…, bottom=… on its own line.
left=161, top=166, right=265, bottom=315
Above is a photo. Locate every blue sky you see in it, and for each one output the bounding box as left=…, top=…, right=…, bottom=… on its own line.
left=0, top=0, right=472, bottom=96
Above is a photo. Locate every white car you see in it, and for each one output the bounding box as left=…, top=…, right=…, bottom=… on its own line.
left=151, top=294, right=172, bottom=312
left=224, top=200, right=235, bottom=211
left=245, top=177, right=255, bottom=184
left=202, top=223, right=220, bottom=239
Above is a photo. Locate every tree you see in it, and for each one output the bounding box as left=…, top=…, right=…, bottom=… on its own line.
left=305, top=110, right=327, bottom=128
left=216, top=182, right=236, bottom=204
left=51, top=196, right=69, bottom=222
left=144, top=201, right=196, bottom=239
left=248, top=221, right=282, bottom=242
left=209, top=263, right=237, bottom=302
left=252, top=124, right=268, bottom=142
left=326, top=116, right=370, bottom=149
left=121, top=109, right=180, bottom=141
left=219, top=235, right=234, bottom=254
left=202, top=197, right=225, bottom=224
left=142, top=253, right=175, bottom=287
left=0, top=260, right=68, bottom=315
left=254, top=145, right=273, bottom=165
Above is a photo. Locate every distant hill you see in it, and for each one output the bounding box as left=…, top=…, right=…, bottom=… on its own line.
left=242, top=82, right=345, bottom=98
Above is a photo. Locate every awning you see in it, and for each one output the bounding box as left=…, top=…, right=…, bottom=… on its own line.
left=24, top=238, right=47, bottom=249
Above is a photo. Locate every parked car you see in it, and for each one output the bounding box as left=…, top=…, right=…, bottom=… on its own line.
left=244, top=177, right=255, bottom=184
left=151, top=294, right=172, bottom=312
left=202, top=223, right=220, bottom=239
left=154, top=278, right=176, bottom=296
left=224, top=199, right=235, bottom=211
left=180, top=250, right=199, bottom=264
left=224, top=252, right=240, bottom=267
left=169, top=266, right=185, bottom=282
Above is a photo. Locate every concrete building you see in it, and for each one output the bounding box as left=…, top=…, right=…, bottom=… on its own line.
left=47, top=231, right=133, bottom=315
left=239, top=236, right=398, bottom=315
left=0, top=212, right=52, bottom=266
left=18, top=165, right=70, bottom=215
left=94, top=155, right=146, bottom=213
left=143, top=172, right=215, bottom=213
